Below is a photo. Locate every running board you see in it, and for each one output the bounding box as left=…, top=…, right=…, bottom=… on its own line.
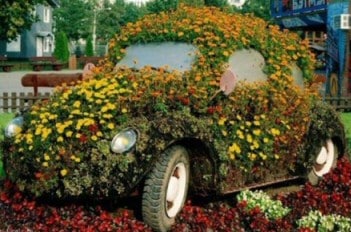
left=221, top=176, right=302, bottom=195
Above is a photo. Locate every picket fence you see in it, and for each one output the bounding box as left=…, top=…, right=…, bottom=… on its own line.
left=0, top=92, right=51, bottom=113
left=0, top=92, right=351, bottom=113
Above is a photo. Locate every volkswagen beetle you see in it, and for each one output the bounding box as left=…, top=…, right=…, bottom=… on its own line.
left=2, top=6, right=346, bottom=232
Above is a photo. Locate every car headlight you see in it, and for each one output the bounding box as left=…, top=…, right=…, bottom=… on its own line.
left=111, top=128, right=138, bottom=153
left=5, top=116, right=24, bottom=138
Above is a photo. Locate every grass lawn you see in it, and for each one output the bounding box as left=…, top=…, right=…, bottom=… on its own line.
left=341, top=113, right=351, bottom=136
left=0, top=113, right=14, bottom=178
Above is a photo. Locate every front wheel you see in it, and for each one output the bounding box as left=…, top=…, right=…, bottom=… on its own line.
left=307, top=139, right=338, bottom=185
left=142, top=146, right=189, bottom=232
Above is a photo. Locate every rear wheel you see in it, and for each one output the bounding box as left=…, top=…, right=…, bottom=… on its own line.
left=307, top=139, right=338, bottom=185
left=142, top=146, right=189, bottom=232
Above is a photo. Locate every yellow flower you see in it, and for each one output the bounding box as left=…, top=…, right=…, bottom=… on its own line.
left=26, top=133, right=33, bottom=144
left=44, top=153, right=50, bottom=161
left=248, top=153, right=257, bottom=161
left=259, top=152, right=267, bottom=160
left=253, top=120, right=260, bottom=126
left=218, top=117, right=227, bottom=126
left=246, top=134, right=253, bottom=143
left=271, top=128, right=281, bottom=136
left=60, top=169, right=68, bottom=176
left=253, top=140, right=259, bottom=149
left=96, top=131, right=103, bottom=137
left=57, top=136, right=64, bottom=142
left=253, top=129, right=261, bottom=136
left=91, top=135, right=98, bottom=141
left=107, top=123, right=115, bottom=129
left=229, top=143, right=241, bottom=154
left=66, top=131, right=73, bottom=137
left=42, top=162, right=49, bottom=167
left=73, top=101, right=81, bottom=108
left=122, top=108, right=128, bottom=113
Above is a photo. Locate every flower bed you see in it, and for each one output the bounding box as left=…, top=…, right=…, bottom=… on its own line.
left=1, top=157, right=351, bottom=231
left=1, top=5, right=320, bottom=199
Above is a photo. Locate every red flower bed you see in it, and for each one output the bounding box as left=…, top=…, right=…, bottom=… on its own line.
left=1, top=157, right=351, bottom=231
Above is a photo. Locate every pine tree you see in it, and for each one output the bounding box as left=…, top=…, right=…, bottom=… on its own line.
left=53, top=31, right=70, bottom=62
left=85, top=36, right=94, bottom=56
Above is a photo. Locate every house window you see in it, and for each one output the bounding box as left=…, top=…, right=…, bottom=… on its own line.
left=6, top=36, right=21, bottom=52
left=44, top=37, right=51, bottom=52
left=43, top=6, right=50, bottom=23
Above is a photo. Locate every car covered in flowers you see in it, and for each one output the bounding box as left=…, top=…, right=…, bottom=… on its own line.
left=1, top=6, right=346, bottom=232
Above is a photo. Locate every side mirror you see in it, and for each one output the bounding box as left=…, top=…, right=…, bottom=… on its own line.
left=210, top=69, right=237, bottom=101
left=220, top=69, right=236, bottom=95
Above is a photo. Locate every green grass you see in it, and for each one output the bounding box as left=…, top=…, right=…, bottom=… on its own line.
left=341, top=113, right=351, bottom=137
left=0, top=113, right=14, bottom=178
left=341, top=113, right=351, bottom=152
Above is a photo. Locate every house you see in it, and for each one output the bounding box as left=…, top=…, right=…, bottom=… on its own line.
left=0, top=0, right=59, bottom=59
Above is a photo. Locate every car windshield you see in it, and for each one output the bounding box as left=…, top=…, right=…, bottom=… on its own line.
left=116, top=42, right=197, bottom=72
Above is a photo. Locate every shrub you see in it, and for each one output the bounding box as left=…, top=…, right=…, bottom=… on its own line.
left=53, top=31, right=70, bottom=62
left=85, top=36, right=94, bottom=56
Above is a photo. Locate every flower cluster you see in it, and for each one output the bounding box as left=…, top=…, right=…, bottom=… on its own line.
left=1, top=158, right=351, bottom=230
left=237, top=189, right=291, bottom=220
left=297, top=210, right=351, bottom=231
left=3, top=6, right=319, bottom=198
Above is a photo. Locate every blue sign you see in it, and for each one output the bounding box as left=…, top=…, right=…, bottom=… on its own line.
left=325, top=2, right=349, bottom=96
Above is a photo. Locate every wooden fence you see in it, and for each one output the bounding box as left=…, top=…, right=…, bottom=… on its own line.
left=0, top=92, right=351, bottom=113
left=0, top=92, right=51, bottom=113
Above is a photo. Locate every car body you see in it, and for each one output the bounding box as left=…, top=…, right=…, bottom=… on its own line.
left=2, top=6, right=346, bottom=232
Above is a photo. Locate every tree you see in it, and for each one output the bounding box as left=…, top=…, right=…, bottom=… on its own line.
left=53, top=0, right=93, bottom=42
left=179, top=0, right=204, bottom=7
left=236, top=0, right=271, bottom=21
left=96, top=0, right=147, bottom=44
left=204, top=0, right=228, bottom=7
left=146, top=0, right=178, bottom=13
left=85, top=36, right=94, bottom=56
left=53, top=31, right=70, bottom=62
left=0, top=0, right=44, bottom=42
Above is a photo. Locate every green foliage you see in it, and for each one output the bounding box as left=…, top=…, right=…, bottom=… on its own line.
left=53, top=0, right=93, bottom=41
left=233, top=0, right=271, bottom=21
left=341, top=113, right=351, bottom=139
left=204, top=0, right=228, bottom=7
left=146, top=0, right=179, bottom=13
left=85, top=36, right=94, bottom=56
left=0, top=0, right=45, bottom=42
left=179, top=0, right=204, bottom=7
left=297, top=210, right=351, bottom=231
left=0, top=113, right=14, bottom=179
left=96, top=0, right=147, bottom=44
left=53, top=31, right=70, bottom=62
left=237, top=190, right=291, bottom=220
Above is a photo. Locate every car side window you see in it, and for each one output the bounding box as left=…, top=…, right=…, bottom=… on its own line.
left=228, top=49, right=267, bottom=83
left=116, top=42, right=197, bottom=72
